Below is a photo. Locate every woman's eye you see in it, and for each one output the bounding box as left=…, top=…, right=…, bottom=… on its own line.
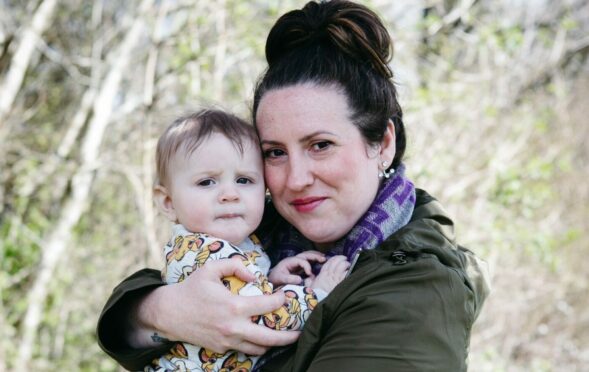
left=236, top=177, right=252, bottom=184
left=311, top=141, right=333, bottom=151
left=197, top=179, right=215, bottom=186
left=263, top=148, right=286, bottom=158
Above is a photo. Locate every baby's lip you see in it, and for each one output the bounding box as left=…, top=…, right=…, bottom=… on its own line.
left=217, top=213, right=241, bottom=219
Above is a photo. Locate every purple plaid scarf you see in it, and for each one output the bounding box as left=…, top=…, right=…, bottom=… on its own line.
left=273, top=164, right=416, bottom=264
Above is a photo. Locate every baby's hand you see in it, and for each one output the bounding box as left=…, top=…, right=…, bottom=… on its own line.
left=268, top=251, right=326, bottom=286
left=306, top=255, right=350, bottom=294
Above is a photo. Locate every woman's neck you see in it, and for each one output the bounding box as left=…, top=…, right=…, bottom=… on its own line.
left=314, top=241, right=334, bottom=252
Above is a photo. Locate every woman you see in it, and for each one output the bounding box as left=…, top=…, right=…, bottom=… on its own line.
left=97, top=1, right=489, bottom=370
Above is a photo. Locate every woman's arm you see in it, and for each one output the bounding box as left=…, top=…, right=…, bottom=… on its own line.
left=97, top=260, right=300, bottom=370
left=307, top=258, right=473, bottom=372
left=97, top=269, right=171, bottom=370
left=260, top=253, right=476, bottom=372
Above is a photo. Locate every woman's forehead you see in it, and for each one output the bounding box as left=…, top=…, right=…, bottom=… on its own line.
left=257, top=84, right=350, bottom=125
left=256, top=89, right=366, bottom=147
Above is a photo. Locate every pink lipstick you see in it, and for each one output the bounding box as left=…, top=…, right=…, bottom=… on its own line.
left=291, top=197, right=326, bottom=212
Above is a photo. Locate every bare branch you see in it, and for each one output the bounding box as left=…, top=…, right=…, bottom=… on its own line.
left=0, top=0, right=58, bottom=130
left=36, top=38, right=92, bottom=86
left=212, top=0, right=227, bottom=101
left=428, top=0, right=477, bottom=36
left=19, top=88, right=97, bottom=198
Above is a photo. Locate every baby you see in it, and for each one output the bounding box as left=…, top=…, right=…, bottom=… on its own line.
left=146, top=109, right=349, bottom=372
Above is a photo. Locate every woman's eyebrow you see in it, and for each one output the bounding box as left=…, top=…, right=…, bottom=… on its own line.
left=259, top=139, right=281, bottom=146
left=299, top=131, right=337, bottom=143
left=260, top=131, right=338, bottom=145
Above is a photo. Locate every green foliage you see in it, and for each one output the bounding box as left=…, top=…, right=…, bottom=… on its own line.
left=0, top=220, right=41, bottom=277
left=561, top=16, right=578, bottom=31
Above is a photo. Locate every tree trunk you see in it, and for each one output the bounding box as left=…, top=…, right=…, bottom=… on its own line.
left=0, top=0, right=58, bottom=135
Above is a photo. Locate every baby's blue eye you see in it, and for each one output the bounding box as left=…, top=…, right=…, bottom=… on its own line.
left=236, top=177, right=252, bottom=184
left=198, top=179, right=215, bottom=186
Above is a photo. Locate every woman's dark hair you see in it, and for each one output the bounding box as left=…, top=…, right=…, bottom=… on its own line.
left=253, top=0, right=406, bottom=170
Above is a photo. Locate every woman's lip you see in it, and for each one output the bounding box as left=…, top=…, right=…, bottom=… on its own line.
left=290, top=197, right=326, bottom=212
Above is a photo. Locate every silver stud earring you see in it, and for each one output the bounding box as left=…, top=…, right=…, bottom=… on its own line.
left=378, top=161, right=386, bottom=178
left=380, top=161, right=394, bottom=179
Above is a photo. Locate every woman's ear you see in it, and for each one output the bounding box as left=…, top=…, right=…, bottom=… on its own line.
left=154, top=184, right=178, bottom=222
left=379, top=119, right=396, bottom=163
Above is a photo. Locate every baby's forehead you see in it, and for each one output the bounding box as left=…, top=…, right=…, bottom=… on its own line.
left=179, top=130, right=258, bottom=153
left=176, top=133, right=263, bottom=165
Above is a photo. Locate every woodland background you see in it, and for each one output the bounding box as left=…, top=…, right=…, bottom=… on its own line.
left=0, top=0, right=588, bottom=371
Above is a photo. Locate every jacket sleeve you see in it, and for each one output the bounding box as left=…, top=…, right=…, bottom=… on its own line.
left=459, top=245, right=491, bottom=319
left=289, top=255, right=474, bottom=372
left=96, top=268, right=174, bottom=371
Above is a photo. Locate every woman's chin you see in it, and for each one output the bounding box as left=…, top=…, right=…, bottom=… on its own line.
left=295, top=225, right=341, bottom=249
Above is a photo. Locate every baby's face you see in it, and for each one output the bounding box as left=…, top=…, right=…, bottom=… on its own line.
left=166, top=132, right=265, bottom=245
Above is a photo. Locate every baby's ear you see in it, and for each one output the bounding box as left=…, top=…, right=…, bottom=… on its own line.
left=154, top=184, right=177, bottom=222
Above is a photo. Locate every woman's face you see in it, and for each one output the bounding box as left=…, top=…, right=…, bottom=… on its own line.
left=256, top=83, right=389, bottom=247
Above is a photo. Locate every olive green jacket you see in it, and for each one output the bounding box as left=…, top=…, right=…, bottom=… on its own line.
left=97, top=190, right=490, bottom=371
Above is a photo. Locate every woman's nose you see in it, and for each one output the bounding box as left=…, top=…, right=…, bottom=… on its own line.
left=286, top=158, right=314, bottom=191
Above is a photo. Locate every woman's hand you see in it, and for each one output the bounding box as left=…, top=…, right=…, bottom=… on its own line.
left=129, top=259, right=300, bottom=355
left=268, top=251, right=326, bottom=286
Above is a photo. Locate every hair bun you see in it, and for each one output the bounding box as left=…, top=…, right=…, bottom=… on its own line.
left=266, top=0, right=393, bottom=79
